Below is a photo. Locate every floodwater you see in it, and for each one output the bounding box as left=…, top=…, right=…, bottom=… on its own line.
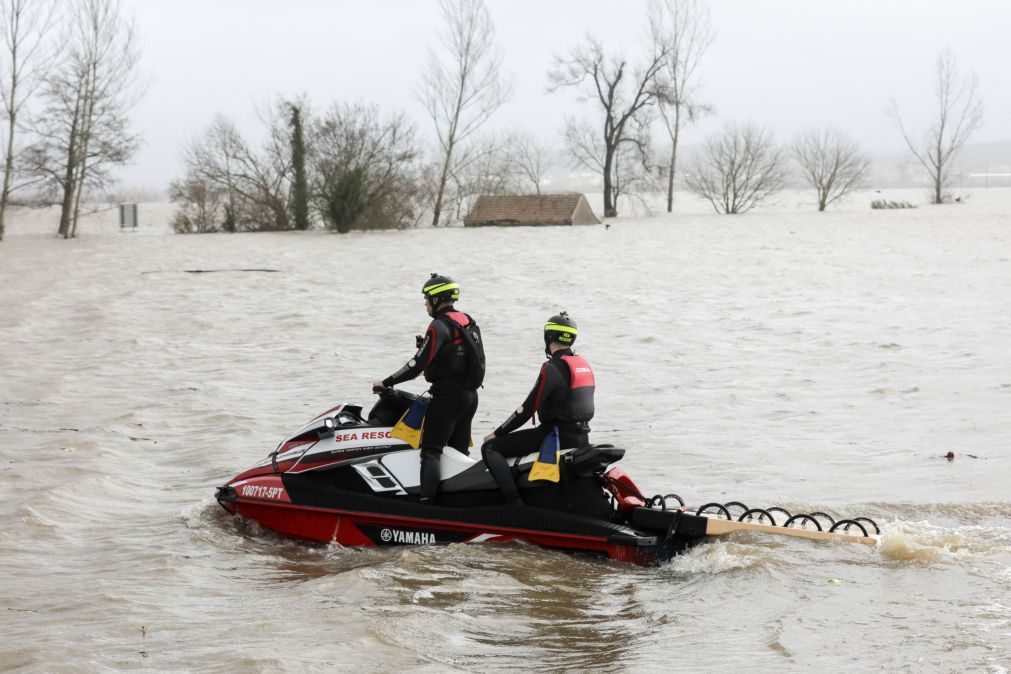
left=2, top=189, right=1010, bottom=672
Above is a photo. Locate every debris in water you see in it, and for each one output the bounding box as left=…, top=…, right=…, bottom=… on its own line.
left=141, top=269, right=280, bottom=274
left=826, top=578, right=843, bottom=585
left=182, top=268, right=279, bottom=274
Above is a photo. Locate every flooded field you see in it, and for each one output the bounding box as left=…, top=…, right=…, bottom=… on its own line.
left=2, top=189, right=1009, bottom=672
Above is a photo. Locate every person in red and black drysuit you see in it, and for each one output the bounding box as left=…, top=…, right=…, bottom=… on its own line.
left=481, top=312, right=595, bottom=505
left=373, top=273, right=483, bottom=504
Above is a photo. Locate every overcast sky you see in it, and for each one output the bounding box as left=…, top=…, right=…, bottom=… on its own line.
left=125, top=0, right=1011, bottom=190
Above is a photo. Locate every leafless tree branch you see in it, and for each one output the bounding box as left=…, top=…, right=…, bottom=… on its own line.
left=548, top=30, right=669, bottom=217
left=416, top=0, right=512, bottom=226
left=0, top=0, right=58, bottom=240
left=23, top=0, right=143, bottom=238
left=648, top=0, right=714, bottom=213
left=791, top=127, right=870, bottom=211
left=889, top=47, right=983, bottom=205
left=685, top=122, right=788, bottom=214
left=504, top=130, right=552, bottom=194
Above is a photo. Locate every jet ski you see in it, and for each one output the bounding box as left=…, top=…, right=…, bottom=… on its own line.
left=216, top=389, right=880, bottom=565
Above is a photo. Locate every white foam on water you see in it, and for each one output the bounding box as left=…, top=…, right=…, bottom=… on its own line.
left=878, top=519, right=1011, bottom=562
left=663, top=539, right=773, bottom=575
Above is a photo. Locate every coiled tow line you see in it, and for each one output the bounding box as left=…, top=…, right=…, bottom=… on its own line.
left=642, top=494, right=881, bottom=539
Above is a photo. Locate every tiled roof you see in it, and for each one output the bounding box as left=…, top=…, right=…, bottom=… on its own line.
left=463, top=194, right=598, bottom=226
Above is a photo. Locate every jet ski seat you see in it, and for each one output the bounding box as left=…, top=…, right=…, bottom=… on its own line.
left=367, top=389, right=419, bottom=426
left=565, top=444, right=626, bottom=477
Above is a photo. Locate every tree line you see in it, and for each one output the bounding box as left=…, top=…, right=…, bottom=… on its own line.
left=173, top=0, right=531, bottom=235
left=0, top=0, right=985, bottom=241
left=170, top=101, right=556, bottom=234
left=173, top=0, right=980, bottom=234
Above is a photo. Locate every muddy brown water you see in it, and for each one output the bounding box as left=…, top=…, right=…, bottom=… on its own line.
left=2, top=194, right=1010, bottom=672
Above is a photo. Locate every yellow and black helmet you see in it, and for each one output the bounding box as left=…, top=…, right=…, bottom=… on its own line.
left=422, top=273, right=460, bottom=304
left=545, top=311, right=578, bottom=346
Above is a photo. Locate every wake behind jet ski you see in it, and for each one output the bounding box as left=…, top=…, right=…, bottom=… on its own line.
left=216, top=389, right=880, bottom=565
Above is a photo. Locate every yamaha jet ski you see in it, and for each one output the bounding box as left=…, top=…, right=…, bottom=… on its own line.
left=216, top=390, right=880, bottom=564
left=215, top=389, right=718, bottom=564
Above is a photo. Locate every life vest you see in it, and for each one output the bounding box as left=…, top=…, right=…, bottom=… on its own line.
left=533, top=354, right=595, bottom=424
left=560, top=354, right=595, bottom=422
left=426, top=311, right=486, bottom=390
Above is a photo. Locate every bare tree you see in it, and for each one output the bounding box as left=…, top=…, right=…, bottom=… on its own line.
left=447, top=134, right=511, bottom=219
left=548, top=34, right=669, bottom=217
left=685, top=122, right=788, bottom=214
left=791, top=127, right=870, bottom=211
left=649, top=0, right=714, bottom=212
left=505, top=131, right=551, bottom=195
left=250, top=99, right=298, bottom=230
left=561, top=117, right=605, bottom=183
left=890, top=47, right=984, bottom=205
left=169, top=174, right=227, bottom=234
left=25, top=0, right=141, bottom=238
left=176, top=109, right=293, bottom=232
left=562, top=116, right=654, bottom=213
left=174, top=116, right=244, bottom=232
left=310, top=102, right=421, bottom=233
left=417, top=0, right=512, bottom=226
left=0, top=0, right=57, bottom=240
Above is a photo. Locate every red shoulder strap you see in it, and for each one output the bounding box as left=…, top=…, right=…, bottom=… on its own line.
left=440, top=311, right=470, bottom=345
left=443, top=311, right=470, bottom=327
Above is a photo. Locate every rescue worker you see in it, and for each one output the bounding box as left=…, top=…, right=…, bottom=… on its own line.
left=373, top=274, right=484, bottom=504
left=481, top=312, right=595, bottom=505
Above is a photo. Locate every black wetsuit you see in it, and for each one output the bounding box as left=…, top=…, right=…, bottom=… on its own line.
left=482, top=348, right=595, bottom=504
left=382, top=305, right=479, bottom=501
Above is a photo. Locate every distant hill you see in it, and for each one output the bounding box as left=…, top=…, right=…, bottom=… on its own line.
left=867, top=139, right=1011, bottom=188
left=954, top=139, right=1011, bottom=168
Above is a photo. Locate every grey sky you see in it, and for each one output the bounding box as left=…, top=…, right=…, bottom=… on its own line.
left=125, top=0, right=1011, bottom=190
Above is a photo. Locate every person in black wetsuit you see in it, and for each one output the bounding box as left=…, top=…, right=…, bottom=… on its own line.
left=481, top=312, right=595, bottom=505
left=373, top=274, right=482, bottom=504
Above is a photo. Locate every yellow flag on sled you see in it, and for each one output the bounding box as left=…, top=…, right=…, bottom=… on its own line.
left=528, top=426, right=560, bottom=483
left=390, top=396, right=429, bottom=448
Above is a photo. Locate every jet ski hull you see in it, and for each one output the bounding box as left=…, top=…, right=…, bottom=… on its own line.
left=216, top=392, right=705, bottom=565
left=217, top=473, right=697, bottom=564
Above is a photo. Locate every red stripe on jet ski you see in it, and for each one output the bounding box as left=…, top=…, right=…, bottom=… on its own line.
left=312, top=404, right=344, bottom=421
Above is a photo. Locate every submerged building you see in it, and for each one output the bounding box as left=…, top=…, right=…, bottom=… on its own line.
left=463, top=194, right=600, bottom=227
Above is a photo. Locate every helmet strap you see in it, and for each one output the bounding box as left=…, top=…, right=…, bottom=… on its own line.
left=428, top=296, right=451, bottom=313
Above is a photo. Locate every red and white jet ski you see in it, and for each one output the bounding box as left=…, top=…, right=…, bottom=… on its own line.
left=216, top=390, right=879, bottom=564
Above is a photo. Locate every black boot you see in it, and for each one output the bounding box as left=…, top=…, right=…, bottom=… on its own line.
left=419, top=449, right=442, bottom=504
left=482, top=445, right=524, bottom=506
